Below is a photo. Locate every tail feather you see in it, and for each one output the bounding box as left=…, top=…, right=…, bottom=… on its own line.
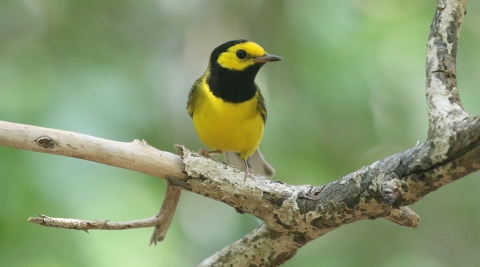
left=225, top=149, right=275, bottom=177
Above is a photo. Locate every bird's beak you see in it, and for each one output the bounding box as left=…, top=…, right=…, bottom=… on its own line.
left=254, top=54, right=283, bottom=63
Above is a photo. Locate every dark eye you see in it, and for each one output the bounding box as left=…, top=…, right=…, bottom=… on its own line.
left=236, top=50, right=247, bottom=59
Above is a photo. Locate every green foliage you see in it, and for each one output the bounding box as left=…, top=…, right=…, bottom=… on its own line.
left=1, top=0, right=479, bottom=266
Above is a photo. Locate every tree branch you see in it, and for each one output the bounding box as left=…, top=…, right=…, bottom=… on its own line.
left=0, top=120, right=187, bottom=181
left=426, top=0, right=470, bottom=162
left=29, top=214, right=166, bottom=231
left=150, top=184, right=182, bottom=245
left=28, top=183, right=182, bottom=243
left=1, top=121, right=185, bottom=244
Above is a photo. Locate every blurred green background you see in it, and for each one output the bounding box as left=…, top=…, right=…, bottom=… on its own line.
left=1, top=0, right=480, bottom=266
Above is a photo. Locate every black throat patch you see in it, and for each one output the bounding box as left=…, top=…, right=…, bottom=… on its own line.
left=207, top=62, right=263, bottom=103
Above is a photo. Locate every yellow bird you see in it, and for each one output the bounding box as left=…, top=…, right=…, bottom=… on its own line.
left=187, top=39, right=282, bottom=178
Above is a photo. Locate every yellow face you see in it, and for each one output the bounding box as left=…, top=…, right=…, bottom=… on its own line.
left=216, top=41, right=267, bottom=71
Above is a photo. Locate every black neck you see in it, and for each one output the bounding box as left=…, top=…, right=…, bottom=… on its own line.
left=207, top=63, right=263, bottom=103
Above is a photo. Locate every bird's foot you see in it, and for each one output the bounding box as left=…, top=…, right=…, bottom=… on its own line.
left=199, top=149, right=222, bottom=159
left=243, top=168, right=254, bottom=182
left=243, top=160, right=255, bottom=182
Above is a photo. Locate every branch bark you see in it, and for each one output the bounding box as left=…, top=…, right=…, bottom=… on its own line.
left=0, top=0, right=476, bottom=266
left=27, top=183, right=182, bottom=244
left=0, top=121, right=187, bottom=181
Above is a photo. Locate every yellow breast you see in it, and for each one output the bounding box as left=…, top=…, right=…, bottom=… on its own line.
left=191, top=82, right=264, bottom=159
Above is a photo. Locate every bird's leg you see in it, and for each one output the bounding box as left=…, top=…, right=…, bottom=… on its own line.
left=199, top=149, right=222, bottom=158
left=243, top=159, right=253, bottom=182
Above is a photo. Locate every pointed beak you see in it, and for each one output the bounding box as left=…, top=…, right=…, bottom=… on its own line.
left=254, top=54, right=283, bottom=63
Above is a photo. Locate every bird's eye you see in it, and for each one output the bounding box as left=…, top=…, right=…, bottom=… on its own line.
left=236, top=50, right=247, bottom=60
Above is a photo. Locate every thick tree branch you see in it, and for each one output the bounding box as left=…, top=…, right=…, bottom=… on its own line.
left=426, top=0, right=469, bottom=153
left=426, top=0, right=467, bottom=112
left=174, top=127, right=480, bottom=265
left=0, top=120, right=187, bottom=181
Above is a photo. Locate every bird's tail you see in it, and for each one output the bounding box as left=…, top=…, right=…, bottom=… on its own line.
left=225, top=149, right=275, bottom=177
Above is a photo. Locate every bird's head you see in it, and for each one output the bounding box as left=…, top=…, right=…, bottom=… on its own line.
left=211, top=40, right=282, bottom=72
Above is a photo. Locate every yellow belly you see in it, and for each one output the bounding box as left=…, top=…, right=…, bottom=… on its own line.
left=192, top=88, right=264, bottom=159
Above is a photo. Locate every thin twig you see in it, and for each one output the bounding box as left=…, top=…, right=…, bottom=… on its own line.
left=28, top=184, right=183, bottom=239
left=384, top=207, right=420, bottom=228
left=28, top=214, right=165, bottom=231
left=150, top=183, right=182, bottom=245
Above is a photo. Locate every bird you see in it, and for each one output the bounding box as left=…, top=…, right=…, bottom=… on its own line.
left=186, top=39, right=282, bottom=179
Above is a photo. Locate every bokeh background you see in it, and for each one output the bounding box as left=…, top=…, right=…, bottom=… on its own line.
left=1, top=0, right=480, bottom=266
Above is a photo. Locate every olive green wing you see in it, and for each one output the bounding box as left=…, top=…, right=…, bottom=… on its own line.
left=187, top=78, right=202, bottom=118
left=256, top=85, right=267, bottom=123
